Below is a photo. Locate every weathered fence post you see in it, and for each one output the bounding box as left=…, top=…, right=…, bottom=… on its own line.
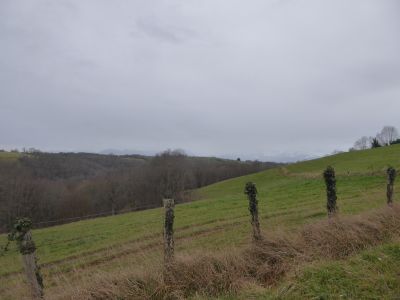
left=163, top=199, right=175, bottom=266
left=8, top=218, right=44, bottom=299
left=323, top=166, right=338, bottom=218
left=387, top=167, right=397, bottom=206
left=244, top=182, right=262, bottom=241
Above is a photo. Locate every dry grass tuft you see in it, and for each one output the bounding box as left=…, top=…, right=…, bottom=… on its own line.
left=165, top=252, right=247, bottom=296
left=301, top=205, right=400, bottom=259
left=72, top=205, right=400, bottom=299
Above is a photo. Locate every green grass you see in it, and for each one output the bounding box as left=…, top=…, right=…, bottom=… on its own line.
left=226, top=241, right=400, bottom=300
left=0, top=151, right=21, bottom=161
left=1, top=145, right=400, bottom=298
left=280, top=242, right=400, bottom=299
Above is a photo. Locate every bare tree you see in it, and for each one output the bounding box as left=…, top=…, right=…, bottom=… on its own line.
left=100, top=174, right=122, bottom=215
left=107, top=180, right=118, bottom=215
left=353, top=136, right=370, bottom=150
left=151, top=149, right=191, bottom=201
left=377, top=126, right=399, bottom=146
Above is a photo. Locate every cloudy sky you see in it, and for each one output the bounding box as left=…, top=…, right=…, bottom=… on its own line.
left=1, top=0, right=399, bottom=161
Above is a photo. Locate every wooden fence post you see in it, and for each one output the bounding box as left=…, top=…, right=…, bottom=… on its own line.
left=323, top=166, right=338, bottom=218
left=387, top=167, right=397, bottom=206
left=163, top=199, right=175, bottom=266
left=21, top=231, right=44, bottom=299
left=244, top=182, right=262, bottom=241
left=8, top=218, right=44, bottom=299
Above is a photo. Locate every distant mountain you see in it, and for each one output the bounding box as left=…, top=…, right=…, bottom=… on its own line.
left=99, top=148, right=316, bottom=163
left=99, top=148, right=157, bottom=156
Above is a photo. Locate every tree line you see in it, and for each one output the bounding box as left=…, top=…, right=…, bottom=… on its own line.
left=352, top=126, right=399, bottom=151
left=0, top=150, right=278, bottom=231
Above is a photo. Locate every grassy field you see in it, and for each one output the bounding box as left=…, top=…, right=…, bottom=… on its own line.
left=1, top=145, right=400, bottom=299
left=0, top=151, right=21, bottom=161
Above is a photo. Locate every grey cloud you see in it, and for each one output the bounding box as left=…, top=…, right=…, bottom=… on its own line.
left=0, top=0, right=399, bottom=161
left=134, top=19, right=187, bottom=44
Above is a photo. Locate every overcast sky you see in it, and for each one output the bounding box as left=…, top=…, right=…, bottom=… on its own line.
left=1, top=0, right=399, bottom=162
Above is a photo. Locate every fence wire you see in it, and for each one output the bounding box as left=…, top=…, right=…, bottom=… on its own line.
left=33, top=203, right=163, bottom=228
left=1, top=204, right=166, bottom=254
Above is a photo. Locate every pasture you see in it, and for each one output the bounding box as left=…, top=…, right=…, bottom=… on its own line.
left=1, top=145, right=400, bottom=299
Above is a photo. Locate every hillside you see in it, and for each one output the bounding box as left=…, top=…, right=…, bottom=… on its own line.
left=0, top=150, right=276, bottom=232
left=1, top=145, right=400, bottom=299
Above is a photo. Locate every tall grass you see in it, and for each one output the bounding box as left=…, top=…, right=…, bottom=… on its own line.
left=71, top=205, right=400, bottom=299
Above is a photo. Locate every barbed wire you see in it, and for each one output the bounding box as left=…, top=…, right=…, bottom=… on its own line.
left=1, top=200, right=196, bottom=252
left=0, top=204, right=165, bottom=253
left=1, top=204, right=239, bottom=257
left=33, top=203, right=163, bottom=228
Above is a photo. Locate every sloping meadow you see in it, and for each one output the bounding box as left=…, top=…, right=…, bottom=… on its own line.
left=1, top=145, right=400, bottom=299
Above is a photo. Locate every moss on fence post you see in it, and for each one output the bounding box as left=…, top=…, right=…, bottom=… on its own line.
left=244, top=182, right=262, bottom=241
left=387, top=167, right=397, bottom=207
left=8, top=218, right=44, bottom=299
left=323, top=166, right=338, bottom=218
left=163, top=199, right=175, bottom=265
